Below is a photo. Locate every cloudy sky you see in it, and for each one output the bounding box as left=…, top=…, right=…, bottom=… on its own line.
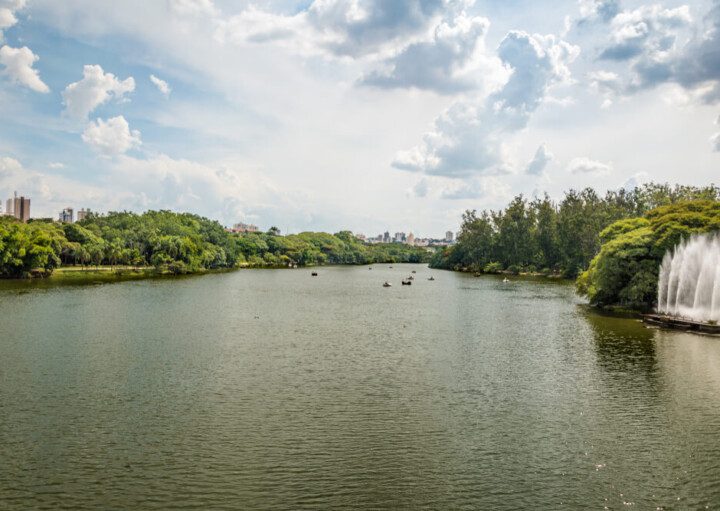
left=0, top=0, right=718, bottom=236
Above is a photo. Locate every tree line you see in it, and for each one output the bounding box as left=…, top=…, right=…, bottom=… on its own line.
left=0, top=210, right=430, bottom=278
left=430, top=183, right=720, bottom=278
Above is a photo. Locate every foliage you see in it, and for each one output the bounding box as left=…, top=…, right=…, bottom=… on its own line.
left=0, top=217, right=65, bottom=278
left=431, top=183, right=720, bottom=278
left=577, top=200, right=720, bottom=309
left=0, top=210, right=430, bottom=278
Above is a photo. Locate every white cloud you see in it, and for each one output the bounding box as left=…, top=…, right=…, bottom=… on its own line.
left=82, top=116, right=141, bottom=156
left=62, top=64, right=135, bottom=119
left=216, top=0, right=470, bottom=59
left=48, top=162, right=66, bottom=169
left=525, top=144, right=554, bottom=175
left=0, top=155, right=22, bottom=177
left=150, top=74, right=171, bottom=96
left=362, top=13, right=501, bottom=94
left=577, top=0, right=620, bottom=24
left=567, top=156, right=612, bottom=175
left=588, top=69, right=622, bottom=106
left=392, top=30, right=579, bottom=177
left=0, top=45, right=50, bottom=92
left=598, top=5, right=691, bottom=62
left=0, top=0, right=25, bottom=40
left=0, top=8, right=17, bottom=31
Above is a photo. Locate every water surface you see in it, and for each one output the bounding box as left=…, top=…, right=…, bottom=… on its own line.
left=1, top=265, right=719, bottom=509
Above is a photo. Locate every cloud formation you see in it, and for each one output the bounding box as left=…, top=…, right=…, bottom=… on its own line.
left=217, top=0, right=470, bottom=59
left=578, top=0, right=620, bottom=24
left=0, top=0, right=25, bottom=41
left=361, top=13, right=495, bottom=94
left=62, top=64, right=135, bottom=118
left=82, top=116, right=141, bottom=156
left=525, top=144, right=554, bottom=175
left=567, top=156, right=612, bottom=175
left=150, top=74, right=171, bottom=96
left=393, top=30, right=579, bottom=177
left=0, top=45, right=50, bottom=92
left=586, top=2, right=720, bottom=106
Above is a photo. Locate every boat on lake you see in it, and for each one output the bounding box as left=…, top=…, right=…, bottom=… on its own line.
left=383, top=281, right=391, bottom=287
left=401, top=279, right=412, bottom=286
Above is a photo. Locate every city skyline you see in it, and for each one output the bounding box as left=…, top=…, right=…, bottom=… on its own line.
left=1, top=1, right=719, bottom=235
left=3, top=190, right=456, bottom=239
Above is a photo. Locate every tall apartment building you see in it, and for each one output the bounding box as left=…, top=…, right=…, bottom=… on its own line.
left=76, top=208, right=91, bottom=221
left=59, top=207, right=74, bottom=223
left=445, top=231, right=454, bottom=242
left=7, top=192, right=30, bottom=222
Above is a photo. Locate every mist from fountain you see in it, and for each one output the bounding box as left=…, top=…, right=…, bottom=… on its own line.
left=657, top=232, right=720, bottom=323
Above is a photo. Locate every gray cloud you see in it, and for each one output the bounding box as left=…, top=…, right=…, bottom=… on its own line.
left=412, top=178, right=429, bottom=197
left=597, top=4, right=691, bottom=63
left=577, top=0, right=621, bottom=25
left=674, top=1, right=720, bottom=102
left=584, top=2, right=720, bottom=105
left=392, top=31, right=579, bottom=177
left=525, top=144, right=554, bottom=175
left=307, top=0, right=466, bottom=57
left=361, top=14, right=490, bottom=94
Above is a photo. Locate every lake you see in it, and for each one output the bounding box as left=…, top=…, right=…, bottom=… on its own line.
left=1, top=264, right=719, bottom=509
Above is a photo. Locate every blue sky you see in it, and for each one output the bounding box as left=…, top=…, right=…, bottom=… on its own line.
left=1, top=0, right=718, bottom=237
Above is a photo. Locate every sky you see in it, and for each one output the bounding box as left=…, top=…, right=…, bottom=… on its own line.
left=0, top=0, right=718, bottom=237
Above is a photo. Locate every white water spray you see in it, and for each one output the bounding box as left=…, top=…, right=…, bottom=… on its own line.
left=657, top=232, right=720, bottom=323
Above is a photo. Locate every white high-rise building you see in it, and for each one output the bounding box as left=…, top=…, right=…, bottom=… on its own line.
left=59, top=207, right=74, bottom=223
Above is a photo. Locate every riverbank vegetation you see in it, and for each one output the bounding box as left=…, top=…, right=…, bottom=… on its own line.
left=431, top=183, right=720, bottom=278
left=576, top=200, right=720, bottom=310
left=432, top=183, right=719, bottom=311
left=0, top=211, right=429, bottom=279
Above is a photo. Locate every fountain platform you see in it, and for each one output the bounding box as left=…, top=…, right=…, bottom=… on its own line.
left=643, top=314, right=720, bottom=335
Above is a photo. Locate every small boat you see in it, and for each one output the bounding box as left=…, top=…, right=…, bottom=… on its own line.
left=383, top=281, right=392, bottom=287
left=407, top=275, right=414, bottom=280
left=389, top=266, right=393, bottom=269
left=428, top=276, right=435, bottom=281
left=368, top=267, right=372, bottom=270
left=411, top=270, right=417, bottom=274
left=502, top=277, right=509, bottom=283
left=401, top=279, right=412, bottom=286
left=311, top=272, right=318, bottom=276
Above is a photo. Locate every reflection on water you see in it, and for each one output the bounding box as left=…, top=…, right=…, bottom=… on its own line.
left=1, top=266, right=719, bottom=510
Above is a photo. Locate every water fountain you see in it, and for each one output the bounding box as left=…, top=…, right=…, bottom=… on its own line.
left=655, top=232, right=720, bottom=327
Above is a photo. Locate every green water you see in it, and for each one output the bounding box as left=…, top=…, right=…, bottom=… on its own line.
left=1, top=265, right=719, bottom=509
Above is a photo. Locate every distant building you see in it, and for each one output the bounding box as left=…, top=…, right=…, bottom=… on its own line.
left=59, top=207, right=74, bottom=223
left=355, top=233, right=366, bottom=241
left=394, top=232, right=406, bottom=243
left=228, top=222, right=259, bottom=233
left=445, top=231, right=454, bottom=243
left=383, top=231, right=390, bottom=243
left=406, top=233, right=415, bottom=245
left=76, top=208, right=91, bottom=221
left=7, top=192, right=30, bottom=222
